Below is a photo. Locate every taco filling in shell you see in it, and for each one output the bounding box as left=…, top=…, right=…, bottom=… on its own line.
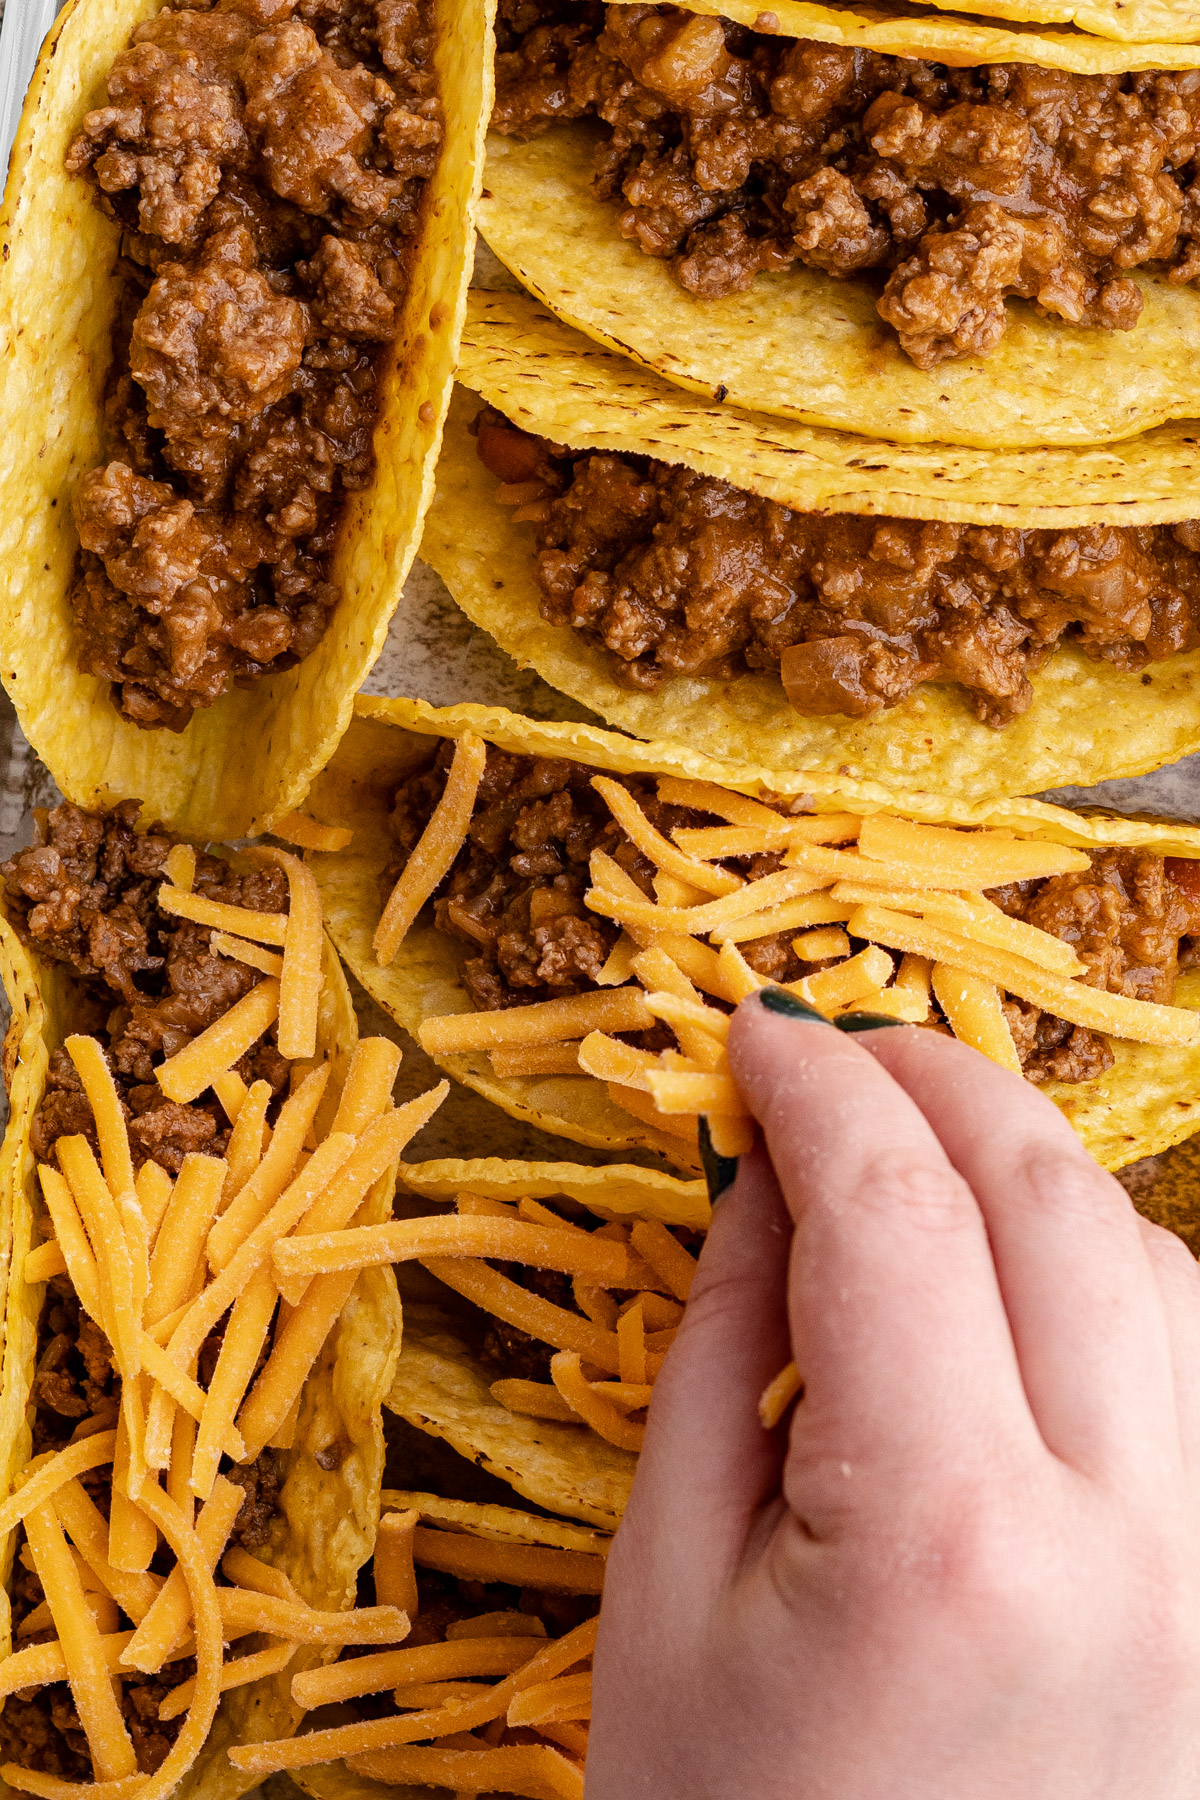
left=384, top=738, right=1200, bottom=1098
left=0, top=807, right=288, bottom=1778
left=65, top=0, right=442, bottom=731
left=472, top=403, right=1200, bottom=726
left=493, top=0, right=1200, bottom=368
left=4, top=802, right=293, bottom=1176
left=222, top=1489, right=603, bottom=1790
left=0, top=799, right=444, bottom=1796
left=401, top=1185, right=698, bottom=1456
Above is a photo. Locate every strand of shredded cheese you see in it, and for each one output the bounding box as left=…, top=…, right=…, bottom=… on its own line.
left=375, top=734, right=487, bottom=965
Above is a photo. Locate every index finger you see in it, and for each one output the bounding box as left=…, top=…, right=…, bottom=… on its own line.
left=727, top=997, right=1033, bottom=1501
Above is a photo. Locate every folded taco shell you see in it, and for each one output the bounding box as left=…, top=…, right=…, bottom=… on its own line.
left=383, top=1156, right=706, bottom=1530
left=0, top=0, right=493, bottom=839
left=0, top=909, right=403, bottom=1799
left=423, top=294, right=1200, bottom=802
left=479, top=0, right=1200, bottom=448
left=306, top=695, right=1200, bottom=1174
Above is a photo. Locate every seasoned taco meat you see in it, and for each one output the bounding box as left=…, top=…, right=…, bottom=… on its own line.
left=479, top=1265, right=579, bottom=1381
left=29, top=1275, right=121, bottom=1456
left=390, top=742, right=1200, bottom=1084
left=493, top=0, right=1200, bottom=366
left=995, top=849, right=1200, bottom=1082
left=2, top=799, right=289, bottom=1171
left=388, top=740, right=816, bottom=1012
left=402, top=1566, right=599, bottom=1649
left=0, top=1661, right=193, bottom=1782
left=224, top=1448, right=286, bottom=1548
left=475, top=408, right=1200, bottom=725
left=64, top=0, right=441, bottom=729
left=419, top=1187, right=698, bottom=1396
left=7, top=1282, right=190, bottom=1780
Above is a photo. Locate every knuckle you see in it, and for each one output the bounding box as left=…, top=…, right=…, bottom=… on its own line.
left=931, top=1492, right=1039, bottom=1615
left=1014, top=1139, right=1131, bottom=1230
left=851, top=1149, right=975, bottom=1234
left=1141, top=1216, right=1200, bottom=1284
left=893, top=1485, right=1077, bottom=1668
left=893, top=1464, right=1055, bottom=1620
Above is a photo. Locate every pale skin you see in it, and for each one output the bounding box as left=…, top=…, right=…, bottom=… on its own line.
left=587, top=994, right=1200, bottom=1798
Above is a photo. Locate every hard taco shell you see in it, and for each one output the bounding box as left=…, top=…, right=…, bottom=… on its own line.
left=421, top=294, right=1200, bottom=803
left=0, top=0, right=493, bottom=840
left=854, top=0, right=1200, bottom=45
left=0, top=905, right=404, bottom=1799
left=287, top=1489, right=610, bottom=1800
left=387, top=1314, right=636, bottom=1531
left=305, top=695, right=1200, bottom=1174
left=383, top=1155, right=705, bottom=1530
left=479, top=0, right=1200, bottom=448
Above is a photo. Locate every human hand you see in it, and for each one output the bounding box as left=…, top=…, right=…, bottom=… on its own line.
left=587, top=995, right=1200, bottom=1799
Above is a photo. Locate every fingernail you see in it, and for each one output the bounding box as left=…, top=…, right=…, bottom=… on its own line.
left=758, top=987, right=834, bottom=1024
left=834, top=1012, right=910, bottom=1033
left=699, top=1118, right=739, bottom=1205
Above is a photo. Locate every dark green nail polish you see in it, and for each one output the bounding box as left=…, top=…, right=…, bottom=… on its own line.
left=699, top=1118, right=739, bottom=1205
left=759, top=987, right=834, bottom=1024
left=834, top=1012, right=909, bottom=1033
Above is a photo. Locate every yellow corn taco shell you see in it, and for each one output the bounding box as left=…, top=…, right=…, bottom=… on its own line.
left=388, top=1312, right=637, bottom=1531
left=305, top=695, right=1200, bottom=1174
left=425, top=294, right=1200, bottom=802
left=480, top=0, right=1200, bottom=449
left=286, top=1489, right=609, bottom=1800
left=385, top=1155, right=701, bottom=1528
left=0, top=0, right=493, bottom=841
left=381, top=1157, right=705, bottom=1529
left=897, top=0, right=1200, bottom=45
left=400, top=1155, right=710, bottom=1230
left=459, top=291, right=1200, bottom=530
left=0, top=900, right=405, bottom=1799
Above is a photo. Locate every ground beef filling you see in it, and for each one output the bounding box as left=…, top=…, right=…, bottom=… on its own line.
left=29, top=1278, right=122, bottom=1458
left=471, top=1213, right=704, bottom=1385
left=0, top=1272, right=285, bottom=1778
left=480, top=1264, right=581, bottom=1382
left=391, top=744, right=1200, bottom=1085
left=387, top=740, right=817, bottom=1014
left=2, top=799, right=290, bottom=1173
left=64, top=0, right=441, bottom=730
left=3, top=1452, right=193, bottom=1783
left=343, top=1566, right=597, bottom=1725
left=493, top=1, right=1200, bottom=367
left=992, top=849, right=1200, bottom=1083
left=0, top=1636, right=189, bottom=1783
left=475, top=408, right=1200, bottom=725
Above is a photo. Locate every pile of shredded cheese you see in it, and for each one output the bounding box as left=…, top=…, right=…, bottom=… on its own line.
left=276, top=1189, right=702, bottom=1454
left=372, top=736, right=1200, bottom=1157
left=228, top=1490, right=606, bottom=1800
left=1, top=839, right=447, bottom=1800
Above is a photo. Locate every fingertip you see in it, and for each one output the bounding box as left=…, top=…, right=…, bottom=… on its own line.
left=727, top=986, right=880, bottom=1126
left=754, top=987, right=837, bottom=1028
